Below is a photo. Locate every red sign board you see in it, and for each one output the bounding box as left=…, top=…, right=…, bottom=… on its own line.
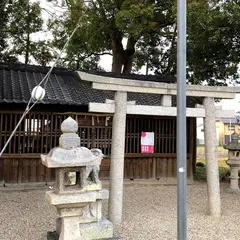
left=141, top=132, right=154, bottom=153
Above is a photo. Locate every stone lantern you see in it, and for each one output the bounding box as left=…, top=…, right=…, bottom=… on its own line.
left=224, top=132, right=240, bottom=193
left=41, top=117, right=113, bottom=240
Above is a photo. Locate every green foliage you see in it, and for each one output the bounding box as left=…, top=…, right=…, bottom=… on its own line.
left=133, top=24, right=177, bottom=75
left=8, top=0, right=44, bottom=64
left=193, top=166, right=207, bottom=181
left=55, top=53, right=105, bottom=71
left=0, top=0, right=52, bottom=65
left=48, top=0, right=175, bottom=72
left=194, top=165, right=231, bottom=182
left=115, top=3, right=155, bottom=38
left=48, top=0, right=105, bottom=69
left=134, top=1, right=240, bottom=85
left=187, top=1, right=240, bottom=85
left=0, top=0, right=18, bottom=63
left=0, top=0, right=9, bottom=53
left=0, top=0, right=239, bottom=82
left=219, top=167, right=231, bottom=181
left=196, top=162, right=205, bottom=167
left=32, top=41, right=53, bottom=66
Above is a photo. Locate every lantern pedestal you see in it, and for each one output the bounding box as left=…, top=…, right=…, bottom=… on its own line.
left=224, top=132, right=240, bottom=194
left=42, top=117, right=114, bottom=240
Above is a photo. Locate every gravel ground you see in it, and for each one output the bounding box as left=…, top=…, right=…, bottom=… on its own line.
left=0, top=182, right=240, bottom=240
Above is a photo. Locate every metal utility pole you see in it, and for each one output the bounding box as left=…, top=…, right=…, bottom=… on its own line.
left=177, top=0, right=187, bottom=240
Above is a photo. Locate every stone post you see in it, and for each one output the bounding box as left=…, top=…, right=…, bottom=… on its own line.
left=224, top=132, right=240, bottom=193
left=108, top=91, right=127, bottom=225
left=161, top=95, right=172, bottom=107
left=203, top=97, right=221, bottom=217
left=229, top=166, right=239, bottom=191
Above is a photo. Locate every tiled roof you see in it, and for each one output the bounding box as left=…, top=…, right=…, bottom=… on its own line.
left=80, top=69, right=177, bottom=83
left=0, top=63, right=201, bottom=107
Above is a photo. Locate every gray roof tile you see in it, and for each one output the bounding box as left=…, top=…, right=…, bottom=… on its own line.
left=0, top=63, right=201, bottom=108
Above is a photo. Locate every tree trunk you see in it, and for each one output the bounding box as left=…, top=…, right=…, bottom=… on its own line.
left=112, top=52, right=123, bottom=73
left=122, top=37, right=136, bottom=74
left=122, top=55, right=134, bottom=74
left=111, top=36, right=124, bottom=73
left=111, top=36, right=136, bottom=74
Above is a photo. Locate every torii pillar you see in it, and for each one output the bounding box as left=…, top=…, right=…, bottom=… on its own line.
left=203, top=97, right=221, bottom=216
left=76, top=71, right=237, bottom=222
left=108, top=91, right=127, bottom=225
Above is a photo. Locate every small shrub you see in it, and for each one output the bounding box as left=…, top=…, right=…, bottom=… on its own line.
left=196, top=162, right=205, bottom=167
left=194, top=166, right=231, bottom=182
left=193, top=166, right=207, bottom=181
left=219, top=167, right=231, bottom=181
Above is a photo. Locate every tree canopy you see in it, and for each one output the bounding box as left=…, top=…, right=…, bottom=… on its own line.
left=0, top=0, right=240, bottom=85
left=134, top=0, right=240, bottom=85
left=187, top=1, right=240, bottom=85
left=0, top=0, right=50, bottom=65
left=48, top=0, right=175, bottom=73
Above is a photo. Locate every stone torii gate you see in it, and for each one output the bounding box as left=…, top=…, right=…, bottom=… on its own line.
left=77, top=71, right=236, bottom=225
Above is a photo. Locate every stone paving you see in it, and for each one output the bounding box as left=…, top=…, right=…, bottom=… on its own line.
left=0, top=182, right=240, bottom=240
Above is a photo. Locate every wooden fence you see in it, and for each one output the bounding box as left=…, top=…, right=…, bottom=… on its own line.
left=0, top=111, right=196, bottom=183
